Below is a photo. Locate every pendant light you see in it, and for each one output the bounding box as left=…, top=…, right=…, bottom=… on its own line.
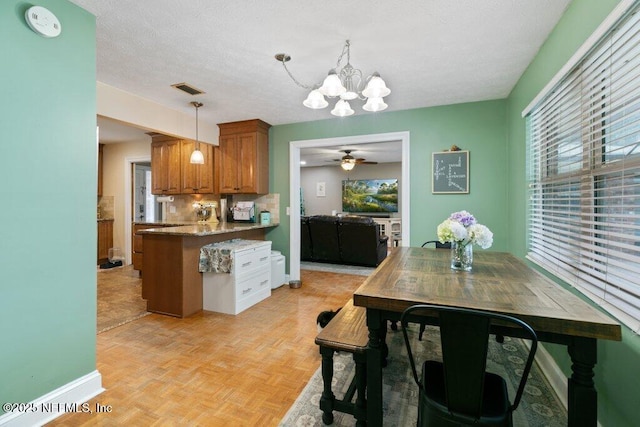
left=189, top=101, right=205, bottom=164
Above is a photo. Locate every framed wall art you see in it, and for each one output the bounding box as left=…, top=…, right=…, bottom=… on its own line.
left=432, top=150, right=469, bottom=194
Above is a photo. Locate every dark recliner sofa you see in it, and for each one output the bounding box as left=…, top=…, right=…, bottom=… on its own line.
left=301, top=215, right=388, bottom=267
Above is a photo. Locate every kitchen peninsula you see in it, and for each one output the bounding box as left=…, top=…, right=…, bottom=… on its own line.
left=138, top=221, right=277, bottom=317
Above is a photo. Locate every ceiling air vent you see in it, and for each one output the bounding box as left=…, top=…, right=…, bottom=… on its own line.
left=171, top=82, right=205, bottom=96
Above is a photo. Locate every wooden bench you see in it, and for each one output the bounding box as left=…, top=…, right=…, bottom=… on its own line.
left=315, top=299, right=369, bottom=426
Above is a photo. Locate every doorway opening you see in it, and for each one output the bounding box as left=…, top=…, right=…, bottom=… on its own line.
left=288, top=131, right=411, bottom=281
left=123, top=156, right=151, bottom=265
left=132, top=162, right=160, bottom=222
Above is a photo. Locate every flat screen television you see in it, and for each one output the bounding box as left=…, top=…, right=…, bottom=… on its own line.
left=342, top=178, right=398, bottom=213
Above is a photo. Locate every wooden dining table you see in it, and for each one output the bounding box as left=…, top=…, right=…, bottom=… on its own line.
left=353, top=247, right=622, bottom=427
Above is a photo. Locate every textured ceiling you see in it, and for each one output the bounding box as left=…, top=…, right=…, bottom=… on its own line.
left=70, top=0, right=571, bottom=163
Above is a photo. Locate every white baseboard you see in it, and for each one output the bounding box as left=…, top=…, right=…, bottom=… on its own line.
left=534, top=342, right=568, bottom=410
left=529, top=342, right=603, bottom=427
left=0, top=370, right=104, bottom=427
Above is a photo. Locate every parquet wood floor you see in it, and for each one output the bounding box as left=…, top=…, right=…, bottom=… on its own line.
left=48, top=269, right=365, bottom=426
left=97, top=266, right=148, bottom=333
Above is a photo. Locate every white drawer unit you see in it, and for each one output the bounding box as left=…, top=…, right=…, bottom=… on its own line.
left=203, top=240, right=272, bottom=315
left=233, top=243, right=271, bottom=278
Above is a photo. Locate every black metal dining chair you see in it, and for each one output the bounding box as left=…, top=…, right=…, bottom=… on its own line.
left=401, top=304, right=538, bottom=427
left=421, top=240, right=452, bottom=249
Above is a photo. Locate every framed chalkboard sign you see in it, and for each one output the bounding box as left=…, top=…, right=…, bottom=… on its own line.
left=432, top=150, right=469, bottom=194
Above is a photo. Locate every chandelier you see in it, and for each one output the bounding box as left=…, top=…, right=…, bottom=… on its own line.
left=275, top=40, right=390, bottom=117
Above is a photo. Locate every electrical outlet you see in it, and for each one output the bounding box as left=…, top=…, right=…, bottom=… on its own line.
left=286, top=207, right=290, bottom=215
left=169, top=206, right=176, bottom=214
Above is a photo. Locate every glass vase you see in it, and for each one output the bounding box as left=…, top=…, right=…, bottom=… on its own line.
left=451, top=241, right=473, bottom=271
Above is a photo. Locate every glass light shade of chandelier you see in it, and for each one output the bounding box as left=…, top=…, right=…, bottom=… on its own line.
left=362, top=73, right=391, bottom=98
left=331, top=99, right=354, bottom=117
left=275, top=40, right=390, bottom=117
left=318, top=70, right=346, bottom=97
left=303, top=89, right=329, bottom=109
left=362, top=96, right=388, bottom=112
left=189, top=101, right=205, bottom=165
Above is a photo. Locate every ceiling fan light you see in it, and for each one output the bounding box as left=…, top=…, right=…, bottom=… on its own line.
left=362, top=97, right=388, bottom=112
left=341, top=158, right=356, bottom=171
left=362, top=73, right=391, bottom=98
left=190, top=149, right=205, bottom=164
left=303, top=89, right=328, bottom=109
left=319, top=69, right=346, bottom=97
left=331, top=99, right=354, bottom=117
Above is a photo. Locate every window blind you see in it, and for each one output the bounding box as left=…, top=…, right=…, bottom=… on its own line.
left=527, top=5, right=640, bottom=333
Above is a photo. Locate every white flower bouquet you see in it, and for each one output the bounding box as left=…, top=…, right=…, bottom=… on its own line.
left=437, top=210, right=493, bottom=271
left=437, top=210, right=493, bottom=249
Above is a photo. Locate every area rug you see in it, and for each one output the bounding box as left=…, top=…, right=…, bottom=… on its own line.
left=97, top=265, right=149, bottom=333
left=300, top=261, right=375, bottom=276
left=280, top=323, right=567, bottom=426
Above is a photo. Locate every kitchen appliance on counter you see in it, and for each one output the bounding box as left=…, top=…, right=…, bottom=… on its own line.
left=193, top=202, right=218, bottom=222
left=232, top=201, right=255, bottom=222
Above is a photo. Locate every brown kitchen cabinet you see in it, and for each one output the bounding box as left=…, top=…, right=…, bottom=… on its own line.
left=151, top=136, right=181, bottom=195
left=151, top=134, right=217, bottom=195
left=132, top=223, right=174, bottom=276
left=97, top=219, right=113, bottom=264
left=218, top=119, right=270, bottom=194
left=180, top=139, right=217, bottom=194
left=132, top=224, right=149, bottom=272
left=97, top=143, right=104, bottom=196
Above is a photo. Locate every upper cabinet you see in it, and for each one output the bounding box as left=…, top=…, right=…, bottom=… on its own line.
left=218, top=119, right=271, bottom=194
left=151, top=136, right=181, bottom=195
left=150, top=134, right=217, bottom=195
left=180, top=139, right=216, bottom=194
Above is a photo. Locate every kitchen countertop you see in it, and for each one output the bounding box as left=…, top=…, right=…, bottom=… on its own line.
left=137, top=222, right=278, bottom=237
left=133, top=220, right=205, bottom=226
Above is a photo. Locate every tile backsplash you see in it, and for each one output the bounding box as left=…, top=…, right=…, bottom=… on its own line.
left=164, top=193, right=280, bottom=223
left=233, top=193, right=280, bottom=224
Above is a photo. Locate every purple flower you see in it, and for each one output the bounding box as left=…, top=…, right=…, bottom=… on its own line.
left=438, top=210, right=493, bottom=250
left=449, top=210, right=476, bottom=227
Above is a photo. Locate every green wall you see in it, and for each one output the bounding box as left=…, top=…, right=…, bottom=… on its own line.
left=507, top=0, right=639, bottom=425
left=269, top=100, right=508, bottom=267
left=0, top=0, right=97, bottom=412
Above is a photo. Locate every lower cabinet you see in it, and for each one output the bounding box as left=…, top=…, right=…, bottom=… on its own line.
left=97, top=219, right=114, bottom=264
left=132, top=223, right=173, bottom=275
left=203, top=240, right=271, bottom=315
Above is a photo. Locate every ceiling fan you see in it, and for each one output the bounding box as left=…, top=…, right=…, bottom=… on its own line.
left=333, top=150, right=378, bottom=171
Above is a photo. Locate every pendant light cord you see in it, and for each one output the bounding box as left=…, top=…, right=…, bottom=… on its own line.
left=191, top=101, right=203, bottom=150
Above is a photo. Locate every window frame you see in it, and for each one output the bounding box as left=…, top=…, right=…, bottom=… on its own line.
left=525, top=2, right=640, bottom=334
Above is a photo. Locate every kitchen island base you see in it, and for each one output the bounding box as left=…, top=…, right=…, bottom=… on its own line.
left=202, top=240, right=272, bottom=315
left=141, top=225, right=270, bottom=317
